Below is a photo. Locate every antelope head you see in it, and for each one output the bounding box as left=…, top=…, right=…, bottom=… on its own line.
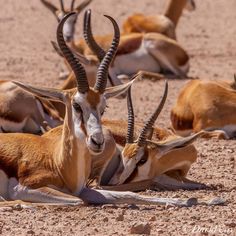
left=41, top=0, right=93, bottom=42
left=14, top=13, right=133, bottom=155
left=109, top=82, right=203, bottom=185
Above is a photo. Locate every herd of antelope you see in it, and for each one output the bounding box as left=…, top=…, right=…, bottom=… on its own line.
left=0, top=0, right=234, bottom=208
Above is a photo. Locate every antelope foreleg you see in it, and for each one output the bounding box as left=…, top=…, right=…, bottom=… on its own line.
left=151, top=175, right=208, bottom=191
left=8, top=179, right=82, bottom=205
left=79, top=188, right=225, bottom=207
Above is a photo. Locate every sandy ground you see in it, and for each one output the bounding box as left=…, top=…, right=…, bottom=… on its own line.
left=0, top=0, right=236, bottom=235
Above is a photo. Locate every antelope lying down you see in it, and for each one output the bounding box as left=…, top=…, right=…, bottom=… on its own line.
left=171, top=78, right=236, bottom=139
left=0, top=80, right=63, bottom=134
left=44, top=6, right=190, bottom=80
left=41, top=0, right=93, bottom=42
left=0, top=13, right=224, bottom=207
left=91, top=83, right=207, bottom=192
left=75, top=9, right=190, bottom=81
left=122, top=0, right=196, bottom=39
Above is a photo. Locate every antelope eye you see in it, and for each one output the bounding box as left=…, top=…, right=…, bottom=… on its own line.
left=73, top=102, right=82, bottom=113
left=138, top=156, right=147, bottom=165
left=101, top=109, right=105, bottom=116
left=101, top=105, right=108, bottom=116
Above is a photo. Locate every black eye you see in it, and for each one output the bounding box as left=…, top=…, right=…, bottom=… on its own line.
left=101, top=105, right=108, bottom=116
left=137, top=149, right=148, bottom=165
left=73, top=102, right=82, bottom=113
left=138, top=155, right=147, bottom=165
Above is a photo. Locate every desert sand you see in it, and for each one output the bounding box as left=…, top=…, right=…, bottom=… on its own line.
left=0, top=0, right=235, bottom=235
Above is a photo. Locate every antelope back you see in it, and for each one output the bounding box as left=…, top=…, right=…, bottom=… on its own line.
left=171, top=79, right=236, bottom=134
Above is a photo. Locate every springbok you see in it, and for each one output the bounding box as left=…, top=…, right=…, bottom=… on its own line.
left=74, top=9, right=190, bottom=82
left=0, top=80, right=63, bottom=134
left=0, top=13, right=223, bottom=207
left=91, top=83, right=207, bottom=192
left=41, top=0, right=93, bottom=42
left=171, top=77, right=236, bottom=139
left=122, top=0, right=196, bottom=39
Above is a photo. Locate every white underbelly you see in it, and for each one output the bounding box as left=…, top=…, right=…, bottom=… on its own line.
left=112, top=42, right=160, bottom=76
left=0, top=117, right=28, bottom=133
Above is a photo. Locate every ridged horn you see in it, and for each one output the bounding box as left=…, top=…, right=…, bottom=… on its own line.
left=137, top=81, right=168, bottom=146
left=126, top=87, right=135, bottom=143
left=94, top=15, right=120, bottom=93
left=83, top=9, right=115, bottom=86
left=83, top=9, right=106, bottom=61
left=57, top=12, right=89, bottom=93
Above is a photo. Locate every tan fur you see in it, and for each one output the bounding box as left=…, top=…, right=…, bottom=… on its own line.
left=99, top=119, right=198, bottom=186
left=122, top=0, right=195, bottom=38
left=87, top=89, right=100, bottom=108
left=0, top=85, right=118, bottom=197
left=122, top=143, right=138, bottom=159
left=171, top=79, right=236, bottom=137
left=74, top=32, right=189, bottom=78
left=0, top=81, right=62, bottom=133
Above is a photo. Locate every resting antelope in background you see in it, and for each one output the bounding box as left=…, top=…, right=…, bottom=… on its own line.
left=0, top=81, right=63, bottom=134
left=0, top=13, right=224, bottom=207
left=0, top=8, right=117, bottom=134
left=92, top=83, right=208, bottom=192
left=74, top=9, right=190, bottom=81
left=171, top=77, right=236, bottom=139
left=122, top=0, right=196, bottom=39
left=41, top=0, right=93, bottom=42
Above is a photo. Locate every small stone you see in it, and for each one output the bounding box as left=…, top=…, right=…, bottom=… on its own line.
left=26, top=230, right=35, bottom=235
left=225, top=222, right=236, bottom=227
left=0, top=207, right=13, bottom=212
left=157, top=229, right=164, bottom=234
left=116, top=214, right=124, bottom=221
left=103, top=217, right=109, bottom=222
left=149, top=216, right=156, bottom=221
left=130, top=222, right=151, bottom=235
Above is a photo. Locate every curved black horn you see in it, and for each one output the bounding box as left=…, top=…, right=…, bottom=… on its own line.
left=126, top=87, right=135, bottom=143
left=59, top=0, right=65, bottom=12
left=137, top=81, right=168, bottom=146
left=57, top=12, right=89, bottom=93
left=94, top=15, right=120, bottom=93
left=83, top=9, right=115, bottom=86
left=83, top=9, right=106, bottom=61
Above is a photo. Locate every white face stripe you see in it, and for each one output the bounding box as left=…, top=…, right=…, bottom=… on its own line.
left=72, top=91, right=106, bottom=153
left=0, top=117, right=28, bottom=133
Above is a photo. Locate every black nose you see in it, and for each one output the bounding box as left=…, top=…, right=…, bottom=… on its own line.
left=90, top=134, right=104, bottom=148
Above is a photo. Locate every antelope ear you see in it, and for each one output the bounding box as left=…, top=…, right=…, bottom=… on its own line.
left=75, top=0, right=93, bottom=13
left=146, top=131, right=204, bottom=157
left=13, top=81, right=68, bottom=104
left=104, top=78, right=135, bottom=99
left=40, top=0, right=58, bottom=15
